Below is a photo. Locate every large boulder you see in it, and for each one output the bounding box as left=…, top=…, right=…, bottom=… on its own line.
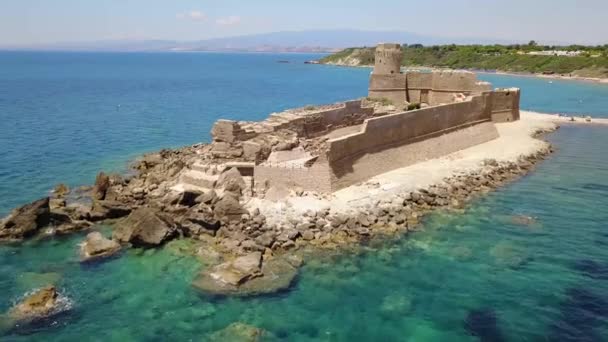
left=113, top=207, right=177, bottom=247
left=213, top=193, right=247, bottom=222
left=80, top=232, right=121, bottom=262
left=92, top=172, right=110, bottom=200
left=179, top=205, right=221, bottom=237
left=7, top=286, right=70, bottom=324
left=0, top=197, right=50, bottom=241
left=89, top=200, right=132, bottom=221
left=193, top=254, right=298, bottom=297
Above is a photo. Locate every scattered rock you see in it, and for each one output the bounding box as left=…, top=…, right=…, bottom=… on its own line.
left=213, top=194, right=247, bottom=222
left=92, top=172, right=110, bottom=200
left=80, top=232, right=121, bottom=262
left=90, top=200, right=132, bottom=221
left=196, top=190, right=218, bottom=205
left=113, top=207, right=177, bottom=247
left=53, top=184, right=70, bottom=198
left=0, top=197, right=50, bottom=241
left=7, top=286, right=71, bottom=324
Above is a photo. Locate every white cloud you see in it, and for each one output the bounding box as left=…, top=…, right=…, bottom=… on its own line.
left=216, top=16, right=241, bottom=26
left=176, top=10, right=207, bottom=22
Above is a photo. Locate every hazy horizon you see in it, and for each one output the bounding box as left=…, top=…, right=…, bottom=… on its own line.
left=1, top=0, right=607, bottom=48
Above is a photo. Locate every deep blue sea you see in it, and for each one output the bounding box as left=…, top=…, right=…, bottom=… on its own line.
left=1, top=52, right=608, bottom=341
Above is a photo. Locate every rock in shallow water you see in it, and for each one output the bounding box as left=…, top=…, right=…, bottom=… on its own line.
left=113, top=207, right=177, bottom=247
left=0, top=197, right=50, bottom=241
left=192, top=254, right=298, bottom=297
left=80, top=232, right=121, bottom=262
left=6, top=286, right=71, bottom=325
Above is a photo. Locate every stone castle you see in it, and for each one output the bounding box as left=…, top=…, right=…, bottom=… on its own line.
left=175, top=43, right=522, bottom=197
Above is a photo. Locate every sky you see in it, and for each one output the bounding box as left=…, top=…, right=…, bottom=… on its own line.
left=0, top=0, right=606, bottom=46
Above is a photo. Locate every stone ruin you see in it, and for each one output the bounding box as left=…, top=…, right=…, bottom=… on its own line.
left=173, top=43, right=522, bottom=198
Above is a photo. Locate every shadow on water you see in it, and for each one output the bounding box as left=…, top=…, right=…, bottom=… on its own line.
left=464, top=308, right=505, bottom=342
left=549, top=287, right=608, bottom=342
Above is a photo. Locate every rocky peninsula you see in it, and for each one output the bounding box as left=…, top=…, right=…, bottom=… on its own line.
left=4, top=43, right=602, bottom=328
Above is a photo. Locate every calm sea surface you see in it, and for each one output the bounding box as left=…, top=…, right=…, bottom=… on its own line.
left=1, top=52, right=607, bottom=341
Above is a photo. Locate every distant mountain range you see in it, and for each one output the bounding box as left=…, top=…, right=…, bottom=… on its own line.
left=1, top=30, right=523, bottom=53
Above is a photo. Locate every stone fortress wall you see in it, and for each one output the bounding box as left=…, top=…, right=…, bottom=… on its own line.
left=197, top=43, right=522, bottom=195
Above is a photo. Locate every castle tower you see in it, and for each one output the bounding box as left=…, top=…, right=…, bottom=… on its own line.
left=373, top=43, right=403, bottom=75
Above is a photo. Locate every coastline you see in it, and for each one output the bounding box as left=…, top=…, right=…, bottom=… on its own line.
left=321, top=61, right=608, bottom=85
left=3, top=109, right=608, bottom=300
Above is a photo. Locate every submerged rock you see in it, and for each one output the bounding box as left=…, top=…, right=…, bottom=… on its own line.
left=113, top=207, right=177, bottom=247
left=0, top=197, right=50, bottom=241
left=7, top=286, right=71, bottom=324
left=490, top=241, right=530, bottom=269
left=380, top=293, right=413, bottom=316
left=209, top=322, right=268, bottom=342
left=80, top=232, right=121, bottom=262
left=193, top=255, right=298, bottom=297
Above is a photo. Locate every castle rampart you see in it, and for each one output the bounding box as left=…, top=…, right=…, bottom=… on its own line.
left=191, top=43, right=522, bottom=195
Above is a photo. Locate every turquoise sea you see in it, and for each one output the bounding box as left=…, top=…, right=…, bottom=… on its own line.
left=1, top=52, right=608, bottom=341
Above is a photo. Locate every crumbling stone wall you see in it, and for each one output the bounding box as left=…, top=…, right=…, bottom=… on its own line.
left=254, top=161, right=332, bottom=194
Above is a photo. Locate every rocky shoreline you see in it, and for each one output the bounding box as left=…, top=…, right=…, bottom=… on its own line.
left=0, top=119, right=556, bottom=301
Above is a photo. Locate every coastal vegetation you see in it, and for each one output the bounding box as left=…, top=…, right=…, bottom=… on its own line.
left=320, top=42, right=608, bottom=78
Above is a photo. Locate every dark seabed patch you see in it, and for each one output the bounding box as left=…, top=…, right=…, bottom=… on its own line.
left=573, top=259, right=608, bottom=280
left=464, top=308, right=505, bottom=342
left=549, top=287, right=608, bottom=342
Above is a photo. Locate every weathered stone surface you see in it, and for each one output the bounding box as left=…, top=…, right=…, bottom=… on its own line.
left=209, top=322, right=268, bottom=342
left=193, top=255, right=298, bottom=297
left=80, top=232, right=121, bottom=262
left=217, top=167, right=246, bottom=195
left=92, top=172, right=110, bottom=200
left=7, top=286, right=70, bottom=324
left=180, top=206, right=221, bottom=237
left=53, top=184, right=70, bottom=198
left=113, top=207, right=177, bottom=246
left=90, top=200, right=132, bottom=221
left=213, top=194, right=247, bottom=222
left=196, top=190, right=218, bottom=205
left=0, top=197, right=50, bottom=241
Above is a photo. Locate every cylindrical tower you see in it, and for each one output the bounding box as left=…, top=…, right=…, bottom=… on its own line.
left=374, top=43, right=403, bottom=75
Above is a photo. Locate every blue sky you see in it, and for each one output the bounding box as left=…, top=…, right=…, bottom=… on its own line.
left=0, top=0, right=606, bottom=45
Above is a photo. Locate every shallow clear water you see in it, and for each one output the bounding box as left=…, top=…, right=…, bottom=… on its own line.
left=1, top=53, right=608, bottom=341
